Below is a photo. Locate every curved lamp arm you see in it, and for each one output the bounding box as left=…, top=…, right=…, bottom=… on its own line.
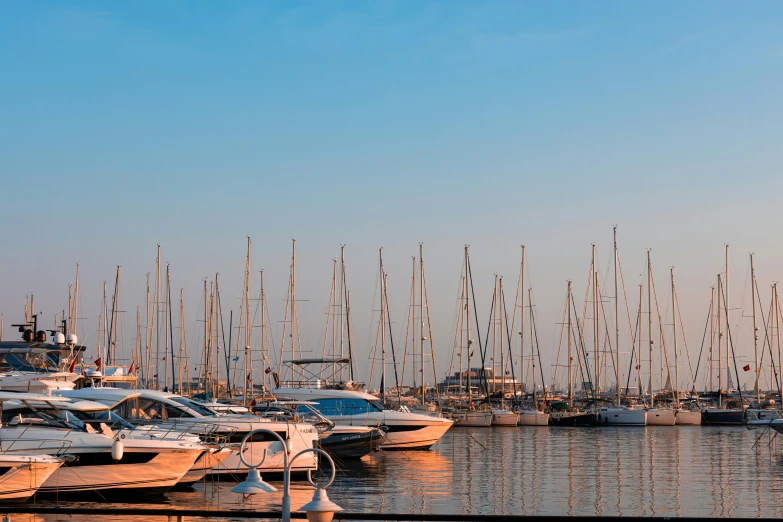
left=237, top=428, right=288, bottom=470
left=289, top=448, right=336, bottom=490
left=235, top=428, right=334, bottom=522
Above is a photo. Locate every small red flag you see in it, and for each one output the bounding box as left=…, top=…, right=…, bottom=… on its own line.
left=95, top=358, right=101, bottom=369
left=265, top=367, right=272, bottom=374
left=129, top=362, right=134, bottom=374
left=69, top=358, right=76, bottom=373
left=743, top=364, right=751, bottom=372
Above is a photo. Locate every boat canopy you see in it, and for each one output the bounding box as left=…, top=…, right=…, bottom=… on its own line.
left=283, top=358, right=351, bottom=365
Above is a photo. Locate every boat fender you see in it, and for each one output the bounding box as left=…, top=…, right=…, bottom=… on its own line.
left=112, top=439, right=124, bottom=461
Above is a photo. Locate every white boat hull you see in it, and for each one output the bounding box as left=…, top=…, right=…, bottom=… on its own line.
left=674, top=409, right=701, bottom=425
left=597, top=407, right=647, bottom=426
left=517, top=412, right=550, bottom=426
left=452, top=411, right=493, bottom=427
left=0, top=455, right=63, bottom=501
left=646, top=408, right=676, bottom=426
left=179, top=447, right=232, bottom=486
left=213, top=439, right=317, bottom=475
left=0, top=426, right=205, bottom=496
left=40, top=448, right=204, bottom=495
left=491, top=411, right=518, bottom=426
left=379, top=421, right=454, bottom=449
left=273, top=387, right=453, bottom=450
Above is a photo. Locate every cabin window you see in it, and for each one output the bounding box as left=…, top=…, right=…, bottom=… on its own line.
left=129, top=398, right=193, bottom=420
left=309, top=398, right=384, bottom=416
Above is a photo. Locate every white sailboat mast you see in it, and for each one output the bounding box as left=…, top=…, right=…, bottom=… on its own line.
left=419, top=242, right=425, bottom=402
left=717, top=274, right=723, bottom=406
left=520, top=245, right=526, bottom=393
left=593, top=244, right=599, bottom=392
left=614, top=227, right=620, bottom=407
left=671, top=267, right=679, bottom=408
left=647, top=250, right=653, bottom=406
left=725, top=244, right=730, bottom=392
left=567, top=281, right=573, bottom=408
left=291, top=239, right=297, bottom=379
left=750, top=253, right=759, bottom=400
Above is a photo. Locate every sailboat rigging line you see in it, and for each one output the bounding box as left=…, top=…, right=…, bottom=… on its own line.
left=400, top=258, right=415, bottom=391
left=720, top=280, right=745, bottom=407
left=482, top=283, right=497, bottom=391
left=529, top=290, right=546, bottom=396
left=570, top=291, right=595, bottom=399
left=672, top=282, right=697, bottom=391
left=422, top=271, right=442, bottom=407
left=382, top=270, right=402, bottom=407
left=106, top=268, right=120, bottom=365
left=500, top=284, right=518, bottom=405
left=754, top=278, right=780, bottom=392
left=216, top=281, right=231, bottom=393
left=649, top=267, right=675, bottom=395
left=596, top=287, right=619, bottom=386
left=226, top=311, right=233, bottom=395
left=467, top=257, right=489, bottom=396
left=551, top=299, right=568, bottom=391
left=691, top=293, right=714, bottom=394
left=623, top=295, right=641, bottom=398
left=168, top=268, right=175, bottom=391
left=342, top=254, right=354, bottom=381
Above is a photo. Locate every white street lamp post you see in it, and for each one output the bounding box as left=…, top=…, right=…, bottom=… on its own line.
left=231, top=428, right=342, bottom=522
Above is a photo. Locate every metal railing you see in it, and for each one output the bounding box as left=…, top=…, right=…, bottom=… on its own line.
left=0, top=505, right=650, bottom=521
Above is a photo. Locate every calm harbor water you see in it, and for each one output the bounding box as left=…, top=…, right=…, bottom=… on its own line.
left=20, top=426, right=783, bottom=520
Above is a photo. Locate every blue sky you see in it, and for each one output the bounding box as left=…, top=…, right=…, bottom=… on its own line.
left=1, top=1, right=782, bottom=392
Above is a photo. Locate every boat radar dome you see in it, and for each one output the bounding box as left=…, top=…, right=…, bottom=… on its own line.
left=53, top=332, right=66, bottom=344
left=36, top=331, right=47, bottom=342
left=22, top=329, right=34, bottom=342
left=66, top=334, right=78, bottom=345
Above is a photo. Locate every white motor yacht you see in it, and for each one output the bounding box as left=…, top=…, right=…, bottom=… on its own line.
left=0, top=323, right=85, bottom=392
left=274, top=358, right=453, bottom=449
left=275, top=387, right=453, bottom=449
left=59, top=388, right=319, bottom=477
left=0, top=392, right=205, bottom=497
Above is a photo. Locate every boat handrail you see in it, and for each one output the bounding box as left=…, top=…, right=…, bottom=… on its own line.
left=0, top=436, right=73, bottom=456
left=128, top=419, right=237, bottom=444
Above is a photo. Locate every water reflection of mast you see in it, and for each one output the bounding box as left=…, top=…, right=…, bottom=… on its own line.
left=616, top=429, right=623, bottom=516
left=649, top=430, right=656, bottom=516
left=567, top=429, right=575, bottom=516
left=727, top=431, right=735, bottom=516
left=675, top=431, right=682, bottom=517
left=531, top=427, right=539, bottom=513
left=595, top=428, right=604, bottom=516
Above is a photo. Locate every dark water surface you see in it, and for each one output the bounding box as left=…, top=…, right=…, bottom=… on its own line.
left=19, top=426, right=783, bottom=520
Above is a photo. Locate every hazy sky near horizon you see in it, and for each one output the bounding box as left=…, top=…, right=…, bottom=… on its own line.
left=1, top=1, right=782, bottom=392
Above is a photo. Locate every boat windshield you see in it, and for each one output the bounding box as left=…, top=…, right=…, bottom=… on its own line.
left=1, top=353, right=60, bottom=373
left=172, top=397, right=217, bottom=417
left=308, top=398, right=385, bottom=416
left=62, top=409, right=136, bottom=431
left=3, top=408, right=85, bottom=431
left=23, top=408, right=134, bottom=432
